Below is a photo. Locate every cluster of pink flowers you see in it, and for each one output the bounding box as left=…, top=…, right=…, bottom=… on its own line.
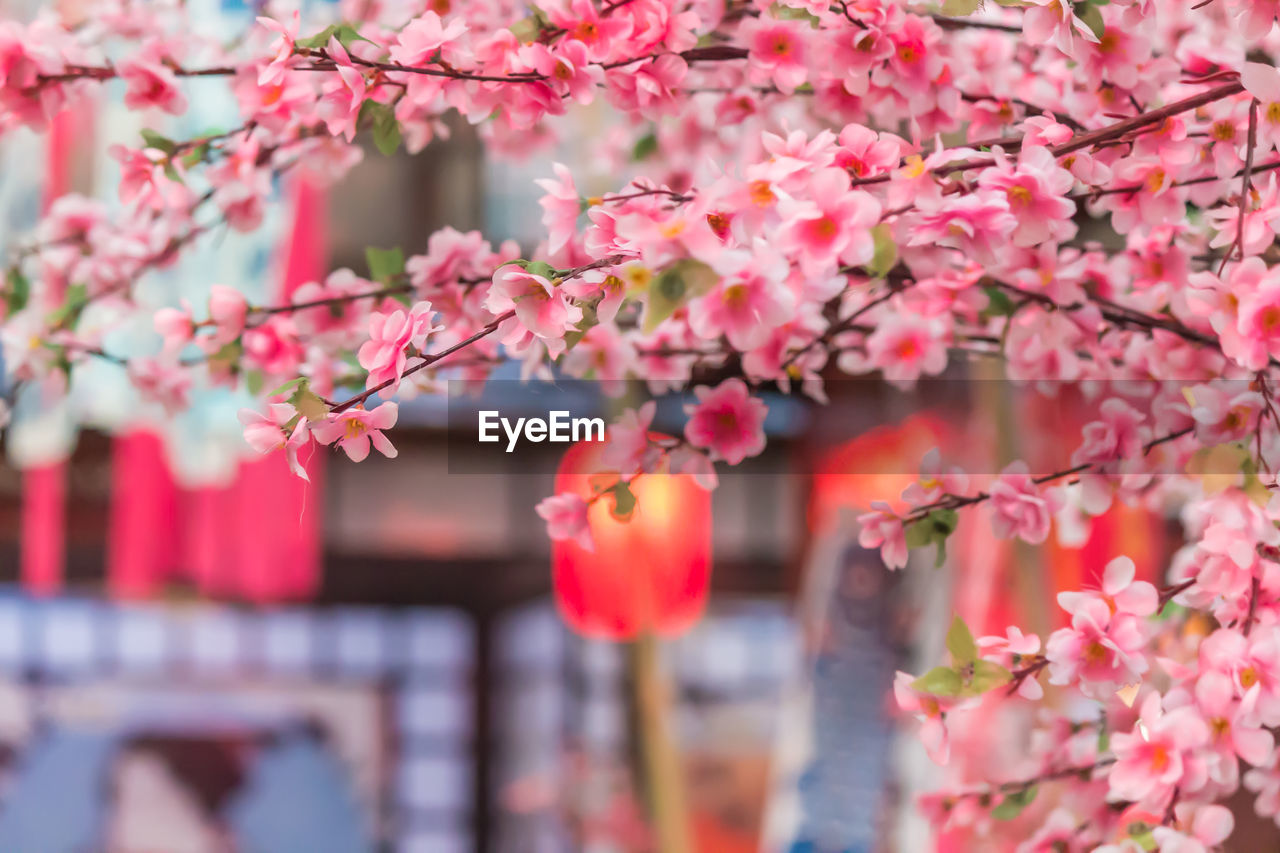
left=14, top=0, right=1280, bottom=846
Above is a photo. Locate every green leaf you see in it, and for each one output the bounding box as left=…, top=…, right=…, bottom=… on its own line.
left=990, top=785, right=1037, bottom=820
left=867, top=223, right=898, bottom=278
left=264, top=376, right=304, bottom=397
left=182, top=142, right=211, bottom=168
left=294, top=388, right=330, bottom=422
left=360, top=101, right=402, bottom=156
left=140, top=129, right=177, bottom=155
left=268, top=377, right=307, bottom=398
left=295, top=24, right=338, bottom=49
left=911, top=666, right=963, bottom=697
left=643, top=259, right=718, bottom=333
left=525, top=261, right=559, bottom=281
left=609, top=481, right=638, bottom=522
left=940, top=0, right=983, bottom=13
left=509, top=16, right=540, bottom=42
left=904, top=519, right=933, bottom=550
left=946, top=616, right=978, bottom=665
left=770, top=2, right=821, bottom=24
left=981, top=285, right=1015, bottom=318
left=905, top=508, right=960, bottom=567
left=372, top=115, right=401, bottom=156
left=48, top=283, right=89, bottom=328
left=5, top=268, right=29, bottom=314
left=245, top=369, right=265, bottom=396
left=1078, top=3, right=1106, bottom=40
left=563, top=303, right=599, bottom=352
left=1126, top=822, right=1157, bottom=851
left=296, top=23, right=370, bottom=50
left=210, top=339, right=243, bottom=366
left=967, top=660, right=1013, bottom=694
left=335, top=23, right=371, bottom=46
left=632, top=132, right=658, bottom=161
left=366, top=246, right=405, bottom=284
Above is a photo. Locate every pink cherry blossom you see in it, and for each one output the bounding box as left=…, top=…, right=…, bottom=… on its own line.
left=744, top=16, right=809, bottom=94
left=256, top=12, right=299, bottom=87
left=317, top=38, right=366, bottom=142
left=1188, top=384, right=1264, bottom=443
left=153, top=305, right=194, bottom=356
left=485, top=266, right=583, bottom=342
left=988, top=460, right=1064, bottom=545
left=1151, top=804, right=1234, bottom=853
left=237, top=403, right=311, bottom=480
left=977, top=146, right=1077, bottom=247
left=1022, top=0, right=1099, bottom=54
left=536, top=163, right=583, bottom=255
left=1046, top=596, right=1149, bottom=698
left=390, top=11, right=469, bottom=68
left=902, top=447, right=968, bottom=506
left=688, top=247, right=794, bottom=351
left=893, top=670, right=957, bottom=764
left=1194, top=669, right=1274, bottom=781
left=1232, top=262, right=1280, bottom=370
left=1058, top=556, right=1159, bottom=620
left=1243, top=62, right=1280, bottom=158
left=128, top=357, right=191, bottom=416
left=357, top=301, right=443, bottom=391
left=775, top=168, right=881, bottom=277
left=118, top=54, right=187, bottom=115
left=978, top=627, right=1044, bottom=700
left=536, top=492, right=594, bottom=552
left=312, top=403, right=399, bottom=462
left=683, top=378, right=767, bottom=465
left=1108, top=692, right=1210, bottom=808
left=600, top=402, right=658, bottom=474
left=858, top=502, right=908, bottom=570
left=531, top=40, right=602, bottom=105
left=207, top=285, right=248, bottom=347
left=862, top=312, right=949, bottom=385
left=906, top=191, right=1017, bottom=266
left=1072, top=399, right=1149, bottom=467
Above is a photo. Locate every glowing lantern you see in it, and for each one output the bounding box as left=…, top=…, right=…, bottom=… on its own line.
left=810, top=412, right=956, bottom=523
left=552, top=438, right=712, bottom=639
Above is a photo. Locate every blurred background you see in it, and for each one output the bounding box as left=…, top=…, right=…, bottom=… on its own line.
left=5, top=1, right=1273, bottom=852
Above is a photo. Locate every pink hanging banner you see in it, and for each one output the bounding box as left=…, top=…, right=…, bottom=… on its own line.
left=106, top=432, right=180, bottom=600
left=226, top=176, right=327, bottom=603
left=21, top=109, right=81, bottom=596
left=104, top=177, right=327, bottom=602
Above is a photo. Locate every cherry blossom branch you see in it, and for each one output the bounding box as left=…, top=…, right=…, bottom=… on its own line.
left=988, top=281, right=1221, bottom=350
left=1159, top=578, right=1196, bottom=608
left=32, top=43, right=752, bottom=92
left=1006, top=656, right=1048, bottom=696
left=1222, top=98, right=1261, bottom=274
left=902, top=427, right=1194, bottom=523
left=947, top=757, right=1118, bottom=804
left=850, top=79, right=1245, bottom=188
left=328, top=254, right=629, bottom=413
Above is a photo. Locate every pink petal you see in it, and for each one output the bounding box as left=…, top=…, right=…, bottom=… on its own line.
left=343, top=433, right=371, bottom=462
left=1102, top=555, right=1136, bottom=595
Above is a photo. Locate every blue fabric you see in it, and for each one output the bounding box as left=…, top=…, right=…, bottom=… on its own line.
left=0, top=730, right=115, bottom=852
left=226, top=735, right=373, bottom=853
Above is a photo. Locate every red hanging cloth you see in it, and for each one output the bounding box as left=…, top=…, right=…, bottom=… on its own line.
left=105, top=177, right=327, bottom=603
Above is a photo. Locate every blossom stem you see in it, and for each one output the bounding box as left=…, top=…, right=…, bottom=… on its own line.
left=849, top=80, right=1245, bottom=188
left=1221, top=98, right=1260, bottom=275
left=328, top=254, right=629, bottom=413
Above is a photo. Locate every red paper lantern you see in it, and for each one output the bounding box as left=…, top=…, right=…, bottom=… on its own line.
left=552, top=438, right=712, bottom=639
